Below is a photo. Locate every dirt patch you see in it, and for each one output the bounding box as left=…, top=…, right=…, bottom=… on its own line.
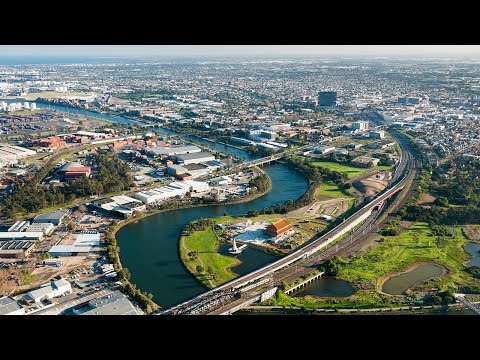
left=463, top=225, right=480, bottom=242
left=416, top=192, right=436, bottom=207
left=399, top=220, right=415, bottom=229
left=354, top=172, right=390, bottom=197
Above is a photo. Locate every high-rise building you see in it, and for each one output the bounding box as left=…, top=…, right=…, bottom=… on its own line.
left=318, top=91, right=337, bottom=107
left=352, top=121, right=369, bottom=131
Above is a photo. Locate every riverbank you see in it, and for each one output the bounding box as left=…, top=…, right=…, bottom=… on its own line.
left=110, top=167, right=273, bottom=309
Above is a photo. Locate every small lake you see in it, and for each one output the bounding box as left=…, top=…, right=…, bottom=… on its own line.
left=382, top=263, right=445, bottom=295
left=218, top=243, right=277, bottom=276
left=292, top=277, right=357, bottom=298
left=465, top=242, right=480, bottom=268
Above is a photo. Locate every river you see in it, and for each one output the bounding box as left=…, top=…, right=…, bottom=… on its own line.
left=115, top=126, right=309, bottom=308
left=1, top=102, right=308, bottom=307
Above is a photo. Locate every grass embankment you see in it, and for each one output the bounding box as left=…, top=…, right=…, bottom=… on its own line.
left=312, top=161, right=369, bottom=179
left=272, top=222, right=479, bottom=309
left=317, top=182, right=349, bottom=199
left=180, top=216, right=240, bottom=289
left=312, top=160, right=392, bottom=180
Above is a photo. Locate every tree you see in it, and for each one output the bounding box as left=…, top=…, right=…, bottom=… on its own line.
left=434, top=196, right=449, bottom=207
left=196, top=265, right=203, bottom=274
left=117, top=268, right=131, bottom=281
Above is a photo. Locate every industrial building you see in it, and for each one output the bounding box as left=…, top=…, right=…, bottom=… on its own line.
left=74, top=232, right=101, bottom=247
left=133, top=180, right=209, bottom=204
left=0, top=241, right=35, bottom=258
left=33, top=209, right=69, bottom=225
left=318, top=91, right=337, bottom=107
left=77, top=290, right=139, bottom=315
left=149, top=145, right=201, bottom=157
left=0, top=231, right=44, bottom=241
left=48, top=245, right=91, bottom=257
left=174, top=151, right=215, bottom=165
left=26, top=278, right=72, bottom=303
left=0, top=145, right=36, bottom=167
left=57, top=162, right=91, bottom=180
left=166, top=164, right=188, bottom=176
left=265, top=219, right=294, bottom=237
left=8, top=221, right=54, bottom=235
left=209, top=175, right=233, bottom=186
left=91, top=195, right=146, bottom=217
left=249, top=130, right=278, bottom=142
left=0, top=296, right=25, bottom=315
left=352, top=121, right=369, bottom=131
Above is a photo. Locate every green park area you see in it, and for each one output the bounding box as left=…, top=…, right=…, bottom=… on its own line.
left=271, top=222, right=479, bottom=309
left=312, top=161, right=369, bottom=179
left=312, top=160, right=391, bottom=180
left=179, top=216, right=240, bottom=288
left=316, top=182, right=349, bottom=199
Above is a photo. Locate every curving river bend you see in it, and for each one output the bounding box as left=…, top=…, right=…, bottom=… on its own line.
left=116, top=129, right=308, bottom=308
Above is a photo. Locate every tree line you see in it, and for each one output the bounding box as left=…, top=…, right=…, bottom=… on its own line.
left=1, top=153, right=134, bottom=219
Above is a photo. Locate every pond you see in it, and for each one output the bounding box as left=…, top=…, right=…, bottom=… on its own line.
left=292, top=277, right=357, bottom=298
left=465, top=242, right=480, bottom=268
left=382, top=263, right=446, bottom=295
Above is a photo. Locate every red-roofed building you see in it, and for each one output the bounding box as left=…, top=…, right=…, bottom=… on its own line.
left=265, top=219, right=294, bottom=238
left=64, top=166, right=91, bottom=180
left=38, top=136, right=66, bottom=149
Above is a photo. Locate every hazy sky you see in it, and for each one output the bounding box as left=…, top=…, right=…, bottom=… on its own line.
left=1, top=45, right=480, bottom=58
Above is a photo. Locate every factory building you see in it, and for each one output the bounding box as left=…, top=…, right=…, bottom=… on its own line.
left=48, top=245, right=91, bottom=257
left=149, top=145, right=201, bottom=158
left=26, top=279, right=72, bottom=303
left=0, top=241, right=35, bottom=258
left=174, top=151, right=215, bottom=165
left=77, top=290, right=139, bottom=315
left=0, top=296, right=25, bottom=315
left=33, top=209, right=69, bottom=226
left=0, top=232, right=44, bottom=241
left=91, top=195, right=146, bottom=217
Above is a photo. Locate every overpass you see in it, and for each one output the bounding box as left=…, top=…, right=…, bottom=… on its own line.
left=454, top=294, right=480, bottom=315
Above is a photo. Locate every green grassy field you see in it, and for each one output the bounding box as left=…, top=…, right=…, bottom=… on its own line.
left=180, top=217, right=240, bottom=288
left=335, top=222, right=471, bottom=288
left=272, top=222, right=478, bottom=309
left=316, top=182, right=349, bottom=199
left=312, top=161, right=369, bottom=179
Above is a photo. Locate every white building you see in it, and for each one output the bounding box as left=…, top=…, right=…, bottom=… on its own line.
left=313, top=146, right=336, bottom=155
left=0, top=296, right=25, bottom=315
left=370, top=130, right=386, bottom=139
left=48, top=245, right=91, bottom=257
left=26, top=279, right=72, bottom=303
left=182, top=180, right=210, bottom=193
left=209, top=176, right=233, bottom=186
left=352, top=121, right=369, bottom=131
left=0, top=232, right=44, bottom=241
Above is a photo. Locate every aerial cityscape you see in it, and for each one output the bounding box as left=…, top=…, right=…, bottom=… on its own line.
left=0, top=45, right=479, bottom=316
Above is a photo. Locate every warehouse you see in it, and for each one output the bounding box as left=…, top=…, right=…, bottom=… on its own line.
left=0, top=144, right=36, bottom=159
left=149, top=145, right=201, bottom=157
left=7, top=221, right=54, bottom=235
left=49, top=245, right=91, bottom=257
left=133, top=185, right=184, bottom=204
left=209, top=176, right=233, bottom=186
left=0, top=241, right=35, bottom=258
left=174, top=151, right=215, bottom=165
left=77, top=290, right=139, bottom=315
left=91, top=195, right=145, bottom=216
left=182, top=180, right=210, bottom=193
left=167, top=164, right=188, bottom=176
left=0, top=232, right=44, bottom=241
left=0, top=296, right=25, bottom=315
left=26, top=279, right=72, bottom=303
left=33, top=209, right=69, bottom=225
left=73, top=232, right=101, bottom=247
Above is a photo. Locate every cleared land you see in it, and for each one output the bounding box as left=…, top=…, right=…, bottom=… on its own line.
left=354, top=172, right=391, bottom=197
left=463, top=225, right=480, bottom=242
left=416, top=192, right=436, bottom=207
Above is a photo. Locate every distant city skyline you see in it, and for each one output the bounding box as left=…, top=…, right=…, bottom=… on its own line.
left=1, top=45, right=480, bottom=58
